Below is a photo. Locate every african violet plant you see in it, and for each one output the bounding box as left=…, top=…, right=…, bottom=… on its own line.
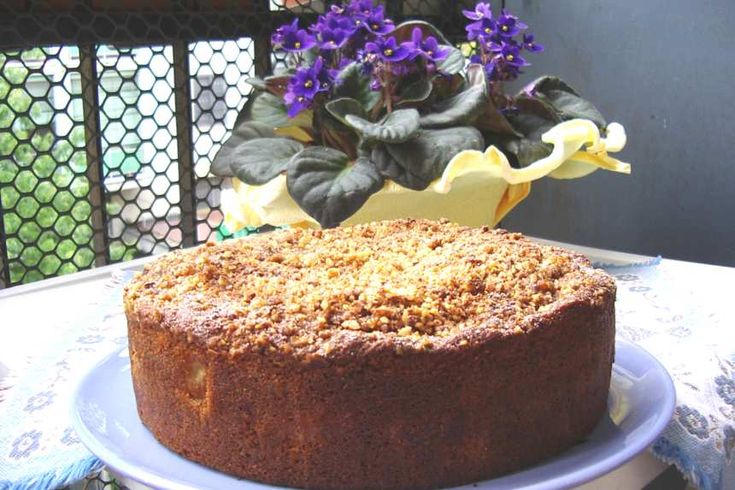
left=212, top=0, right=611, bottom=228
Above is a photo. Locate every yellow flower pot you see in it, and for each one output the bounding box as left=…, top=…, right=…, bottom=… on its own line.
left=221, top=119, right=630, bottom=230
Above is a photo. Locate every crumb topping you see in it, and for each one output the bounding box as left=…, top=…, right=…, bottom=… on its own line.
left=124, top=219, right=614, bottom=357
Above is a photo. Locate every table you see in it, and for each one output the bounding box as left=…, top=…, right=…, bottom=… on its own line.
left=1, top=238, right=732, bottom=490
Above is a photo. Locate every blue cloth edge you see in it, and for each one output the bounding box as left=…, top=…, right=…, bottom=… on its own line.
left=651, top=437, right=713, bottom=490
left=0, top=456, right=103, bottom=490
left=593, top=255, right=662, bottom=270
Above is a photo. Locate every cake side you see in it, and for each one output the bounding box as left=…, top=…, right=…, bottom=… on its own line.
left=124, top=219, right=616, bottom=489
left=127, top=290, right=614, bottom=489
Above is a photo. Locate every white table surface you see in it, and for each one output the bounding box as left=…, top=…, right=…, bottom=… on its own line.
left=1, top=238, right=717, bottom=489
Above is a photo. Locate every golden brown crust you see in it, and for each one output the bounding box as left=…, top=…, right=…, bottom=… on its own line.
left=124, top=219, right=614, bottom=362
left=125, top=219, right=616, bottom=489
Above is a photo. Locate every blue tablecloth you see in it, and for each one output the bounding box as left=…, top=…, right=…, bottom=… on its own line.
left=1, top=258, right=733, bottom=489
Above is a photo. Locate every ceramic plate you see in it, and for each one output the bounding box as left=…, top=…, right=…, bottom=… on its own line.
left=71, top=340, right=675, bottom=490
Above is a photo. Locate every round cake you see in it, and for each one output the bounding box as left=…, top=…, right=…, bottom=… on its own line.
left=124, top=219, right=616, bottom=489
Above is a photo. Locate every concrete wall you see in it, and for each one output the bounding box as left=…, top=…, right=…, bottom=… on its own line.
left=500, top=0, right=735, bottom=266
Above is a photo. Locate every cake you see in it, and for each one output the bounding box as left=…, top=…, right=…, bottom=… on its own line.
left=124, top=219, right=616, bottom=489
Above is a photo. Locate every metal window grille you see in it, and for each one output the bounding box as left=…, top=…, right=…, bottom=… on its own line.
left=0, top=0, right=469, bottom=289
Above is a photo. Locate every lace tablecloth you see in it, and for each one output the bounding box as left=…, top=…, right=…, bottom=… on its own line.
left=0, top=252, right=733, bottom=490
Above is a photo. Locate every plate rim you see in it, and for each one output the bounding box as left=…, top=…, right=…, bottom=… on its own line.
left=70, top=339, right=676, bottom=490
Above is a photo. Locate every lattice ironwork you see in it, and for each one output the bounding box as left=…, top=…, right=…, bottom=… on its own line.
left=0, top=0, right=470, bottom=288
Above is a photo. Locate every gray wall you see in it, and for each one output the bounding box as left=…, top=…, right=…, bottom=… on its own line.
left=499, top=0, right=735, bottom=266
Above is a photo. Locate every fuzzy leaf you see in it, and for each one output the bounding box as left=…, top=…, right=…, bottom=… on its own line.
left=546, top=90, right=607, bottom=128
left=397, top=79, right=433, bottom=106
left=287, top=47, right=319, bottom=68
left=507, top=111, right=557, bottom=141
left=502, top=94, right=561, bottom=167
left=525, top=76, right=580, bottom=97
left=436, top=45, right=464, bottom=75
left=419, top=64, right=487, bottom=128
left=263, top=75, right=291, bottom=96
left=475, top=97, right=521, bottom=137
left=345, top=109, right=420, bottom=143
left=228, top=137, right=304, bottom=185
left=245, top=77, right=267, bottom=91
left=251, top=92, right=290, bottom=127
left=325, top=98, right=368, bottom=127
left=514, top=94, right=560, bottom=122
left=334, top=62, right=381, bottom=111
left=391, top=20, right=451, bottom=45
left=287, top=147, right=384, bottom=228
left=371, top=145, right=431, bottom=190
left=250, top=91, right=312, bottom=127
left=505, top=138, right=553, bottom=167
left=525, top=76, right=606, bottom=129
left=374, top=127, right=484, bottom=190
left=211, top=121, right=275, bottom=177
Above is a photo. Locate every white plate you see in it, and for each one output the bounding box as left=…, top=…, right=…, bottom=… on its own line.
left=71, top=339, right=675, bottom=490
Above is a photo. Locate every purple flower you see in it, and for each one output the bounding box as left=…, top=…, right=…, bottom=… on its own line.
left=315, top=10, right=356, bottom=34
left=494, top=42, right=529, bottom=67
left=289, top=64, right=321, bottom=99
left=271, top=18, right=297, bottom=46
left=364, top=5, right=395, bottom=35
left=462, top=2, right=493, bottom=21
left=272, top=19, right=316, bottom=52
left=318, top=28, right=350, bottom=50
left=522, top=33, right=544, bottom=52
left=403, top=27, right=448, bottom=62
left=348, top=0, right=377, bottom=17
left=284, top=92, right=312, bottom=118
left=284, top=57, right=331, bottom=117
left=466, top=17, right=497, bottom=41
left=365, top=36, right=410, bottom=62
left=496, top=9, right=527, bottom=38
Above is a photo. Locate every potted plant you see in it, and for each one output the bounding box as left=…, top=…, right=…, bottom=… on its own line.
left=212, top=0, right=630, bottom=232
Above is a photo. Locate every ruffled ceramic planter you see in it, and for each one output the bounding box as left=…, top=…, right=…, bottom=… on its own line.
left=220, top=119, right=630, bottom=231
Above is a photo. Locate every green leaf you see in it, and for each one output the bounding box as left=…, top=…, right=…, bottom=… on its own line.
left=263, top=75, right=291, bottom=96
left=504, top=100, right=558, bottom=167
left=245, top=76, right=290, bottom=96
left=397, top=78, right=433, bottom=106
left=374, top=127, right=484, bottom=190
left=287, top=147, right=384, bottom=228
left=250, top=91, right=312, bottom=128
left=228, top=137, right=304, bottom=185
left=525, top=76, right=580, bottom=97
left=475, top=97, right=521, bottom=137
left=436, top=45, right=464, bottom=75
left=508, top=111, right=556, bottom=141
left=546, top=90, right=607, bottom=128
left=505, top=138, right=553, bottom=167
left=325, top=98, right=368, bottom=127
left=233, top=89, right=262, bottom=128
left=419, top=63, right=487, bottom=128
left=391, top=20, right=451, bottom=45
left=286, top=47, right=319, bottom=68
left=334, top=62, right=381, bottom=111
left=345, top=109, right=420, bottom=143
left=245, top=77, right=267, bottom=91
left=211, top=121, right=275, bottom=177
left=514, top=94, right=560, bottom=122
left=251, top=92, right=289, bottom=127
left=525, top=76, right=607, bottom=129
